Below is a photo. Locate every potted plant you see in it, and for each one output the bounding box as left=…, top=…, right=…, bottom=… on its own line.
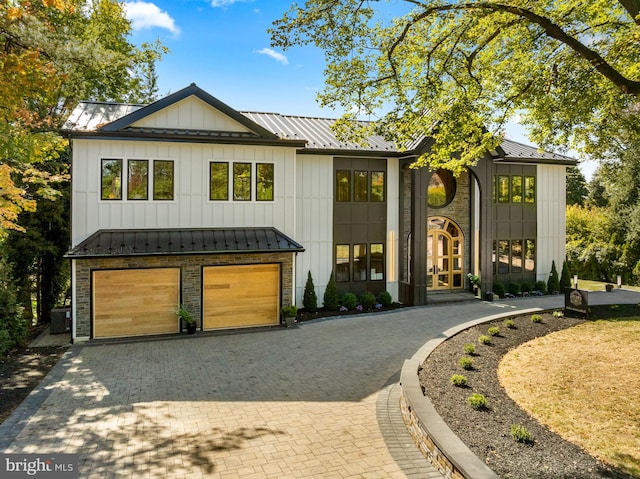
left=178, top=304, right=197, bottom=334
left=467, top=273, right=480, bottom=296
left=281, top=305, right=298, bottom=328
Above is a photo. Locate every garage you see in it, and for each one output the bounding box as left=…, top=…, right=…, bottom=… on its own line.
left=92, top=268, right=180, bottom=339
left=203, top=263, right=280, bottom=329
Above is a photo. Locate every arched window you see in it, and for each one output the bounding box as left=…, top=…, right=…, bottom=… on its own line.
left=427, top=169, right=456, bottom=208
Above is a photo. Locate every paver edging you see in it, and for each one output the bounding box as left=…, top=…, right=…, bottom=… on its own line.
left=399, top=308, right=545, bottom=479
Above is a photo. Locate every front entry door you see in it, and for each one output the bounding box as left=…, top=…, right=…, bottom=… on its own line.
left=427, top=217, right=464, bottom=291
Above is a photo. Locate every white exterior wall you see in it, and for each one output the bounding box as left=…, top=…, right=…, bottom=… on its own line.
left=386, top=158, right=400, bottom=301
left=536, top=164, right=567, bottom=282
left=71, top=139, right=298, bottom=246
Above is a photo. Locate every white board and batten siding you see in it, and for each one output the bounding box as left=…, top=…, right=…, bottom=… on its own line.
left=536, top=164, right=568, bottom=283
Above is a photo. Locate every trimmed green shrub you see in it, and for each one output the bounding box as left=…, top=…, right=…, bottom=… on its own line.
left=467, top=393, right=488, bottom=410
left=458, top=356, right=474, bottom=370
left=478, top=334, right=492, bottom=345
left=303, top=271, right=318, bottom=311
left=504, top=319, right=516, bottom=329
left=323, top=271, right=339, bottom=311
left=530, top=314, right=543, bottom=323
left=487, top=326, right=500, bottom=336
left=360, top=291, right=376, bottom=309
left=507, top=281, right=521, bottom=296
left=450, top=374, right=467, bottom=387
left=510, top=424, right=534, bottom=444
left=521, top=281, right=533, bottom=295
left=548, top=260, right=560, bottom=294
left=535, top=280, right=548, bottom=294
left=560, top=259, right=572, bottom=290
left=492, top=281, right=506, bottom=298
left=377, top=291, right=392, bottom=307
left=463, top=343, right=476, bottom=355
left=341, top=292, right=358, bottom=310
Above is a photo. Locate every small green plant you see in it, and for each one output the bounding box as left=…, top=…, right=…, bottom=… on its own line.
left=530, top=314, right=543, bottom=323
left=487, top=326, right=500, bottom=336
left=552, top=310, right=564, bottom=318
left=458, top=356, right=474, bottom=370
left=507, top=281, right=521, bottom=296
left=504, top=319, right=516, bottom=329
left=510, top=424, right=534, bottom=444
left=463, top=343, right=476, bottom=355
left=303, top=271, right=318, bottom=311
left=450, top=374, right=468, bottom=387
left=467, top=393, right=488, bottom=410
left=492, top=281, right=506, bottom=298
left=548, top=260, right=560, bottom=294
left=478, top=334, right=492, bottom=345
left=377, top=291, right=393, bottom=307
left=341, top=292, right=358, bottom=310
left=177, top=304, right=195, bottom=325
left=535, top=280, right=548, bottom=295
left=280, top=305, right=298, bottom=318
left=360, top=291, right=376, bottom=309
left=521, top=281, right=533, bottom=295
left=323, top=271, right=339, bottom=311
left=610, top=304, right=619, bottom=311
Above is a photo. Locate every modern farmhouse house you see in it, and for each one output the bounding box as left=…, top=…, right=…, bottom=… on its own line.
left=63, top=83, right=574, bottom=341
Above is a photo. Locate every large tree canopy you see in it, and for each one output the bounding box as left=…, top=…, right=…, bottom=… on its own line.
left=271, top=0, right=640, bottom=172
left=0, top=0, right=165, bottom=234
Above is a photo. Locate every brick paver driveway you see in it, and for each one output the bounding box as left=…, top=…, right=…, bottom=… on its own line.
left=2, top=291, right=637, bottom=478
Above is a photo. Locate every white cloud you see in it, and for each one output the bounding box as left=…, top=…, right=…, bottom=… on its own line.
left=211, top=0, right=250, bottom=7
left=124, top=2, right=180, bottom=34
left=255, top=48, right=288, bottom=65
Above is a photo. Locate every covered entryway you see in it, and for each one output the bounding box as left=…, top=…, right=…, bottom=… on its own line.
left=427, top=217, right=465, bottom=291
left=92, top=268, right=180, bottom=338
left=203, top=263, right=280, bottom=329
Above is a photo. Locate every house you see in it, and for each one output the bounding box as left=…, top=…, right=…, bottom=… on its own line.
left=63, top=83, right=575, bottom=341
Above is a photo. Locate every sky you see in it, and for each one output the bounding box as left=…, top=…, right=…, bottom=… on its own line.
left=122, top=0, right=597, bottom=179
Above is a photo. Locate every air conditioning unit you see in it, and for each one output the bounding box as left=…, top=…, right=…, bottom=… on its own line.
left=50, top=308, right=71, bottom=334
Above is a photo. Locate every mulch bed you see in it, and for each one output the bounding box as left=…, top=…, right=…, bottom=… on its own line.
left=296, top=302, right=406, bottom=322
left=0, top=325, right=69, bottom=425
left=419, top=305, right=639, bottom=479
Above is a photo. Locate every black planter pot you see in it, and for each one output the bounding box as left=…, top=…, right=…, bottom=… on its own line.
left=186, top=322, right=197, bottom=334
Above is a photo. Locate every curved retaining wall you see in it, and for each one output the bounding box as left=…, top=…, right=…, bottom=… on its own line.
left=399, top=308, right=542, bottom=479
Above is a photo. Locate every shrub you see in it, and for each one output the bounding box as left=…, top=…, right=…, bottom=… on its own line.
left=360, top=291, right=376, bottom=309
left=487, top=326, right=500, bottom=336
left=341, top=292, right=358, bottom=310
left=463, top=343, right=476, bottom=355
left=303, top=271, right=318, bottom=311
left=547, top=260, right=560, bottom=294
left=552, top=310, right=564, bottom=318
left=0, top=275, right=26, bottom=357
left=560, top=259, right=572, bottom=290
left=458, top=356, right=474, bottom=370
left=530, top=314, right=543, bottom=323
left=478, top=334, right=492, bottom=345
left=507, top=281, right=521, bottom=296
left=467, top=393, right=488, bottom=410
left=323, top=271, right=339, bottom=311
left=521, top=281, right=533, bottom=295
left=504, top=319, right=516, bottom=329
left=450, top=374, right=467, bottom=387
left=492, top=281, right=506, bottom=298
left=535, top=280, right=548, bottom=295
left=377, top=291, right=393, bottom=307
left=510, top=424, right=534, bottom=444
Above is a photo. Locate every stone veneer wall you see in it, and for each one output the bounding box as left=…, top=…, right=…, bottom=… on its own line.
left=73, top=252, right=295, bottom=339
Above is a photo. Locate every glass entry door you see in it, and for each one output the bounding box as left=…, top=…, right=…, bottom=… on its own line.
left=427, top=217, right=464, bottom=290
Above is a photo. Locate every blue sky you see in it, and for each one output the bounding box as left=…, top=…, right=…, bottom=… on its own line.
left=122, top=0, right=596, bottom=178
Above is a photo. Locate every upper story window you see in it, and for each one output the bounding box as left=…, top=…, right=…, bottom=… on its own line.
left=524, top=176, right=535, bottom=203
left=511, top=176, right=523, bottom=203
left=493, top=174, right=536, bottom=204
left=101, top=158, right=174, bottom=202
left=496, top=175, right=510, bottom=203
left=209, top=161, right=275, bottom=202
left=335, top=169, right=385, bottom=202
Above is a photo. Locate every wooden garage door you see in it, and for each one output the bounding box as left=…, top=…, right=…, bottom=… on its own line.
left=203, top=264, right=280, bottom=329
left=93, top=268, right=180, bottom=338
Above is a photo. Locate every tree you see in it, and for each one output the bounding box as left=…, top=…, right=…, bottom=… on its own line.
left=323, top=271, right=339, bottom=311
left=271, top=1, right=640, bottom=173
left=560, top=259, right=572, bottom=290
left=303, top=271, right=318, bottom=311
left=566, top=166, right=588, bottom=206
left=547, top=260, right=560, bottom=294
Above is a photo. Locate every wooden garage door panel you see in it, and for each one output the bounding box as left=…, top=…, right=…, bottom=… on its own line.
left=93, top=268, right=180, bottom=338
left=203, top=264, right=279, bottom=329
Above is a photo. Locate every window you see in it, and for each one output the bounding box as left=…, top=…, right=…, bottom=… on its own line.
left=101, top=159, right=122, bottom=200
left=498, top=240, right=509, bottom=274
left=353, top=244, right=368, bottom=281
left=210, top=162, right=229, bottom=200
left=525, top=239, right=536, bottom=272
left=127, top=160, right=148, bottom=200
left=511, top=176, right=523, bottom=203
left=511, top=239, right=523, bottom=273
left=256, top=163, right=274, bottom=201
left=153, top=160, right=174, bottom=200
left=336, top=245, right=350, bottom=282
left=233, top=163, right=251, bottom=201
left=497, top=176, right=510, bottom=203
left=370, top=244, right=384, bottom=280
left=428, top=169, right=456, bottom=208
left=371, top=171, right=385, bottom=202
left=524, top=176, right=536, bottom=203
left=336, top=170, right=351, bottom=202
left=354, top=171, right=368, bottom=202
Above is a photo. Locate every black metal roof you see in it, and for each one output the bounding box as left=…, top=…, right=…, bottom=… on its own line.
left=66, top=228, right=305, bottom=259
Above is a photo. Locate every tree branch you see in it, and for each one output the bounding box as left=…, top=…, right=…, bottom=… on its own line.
left=617, top=0, right=640, bottom=24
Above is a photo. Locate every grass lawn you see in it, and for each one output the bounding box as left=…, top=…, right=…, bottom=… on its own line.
left=576, top=278, right=640, bottom=292
left=498, top=318, right=640, bottom=478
